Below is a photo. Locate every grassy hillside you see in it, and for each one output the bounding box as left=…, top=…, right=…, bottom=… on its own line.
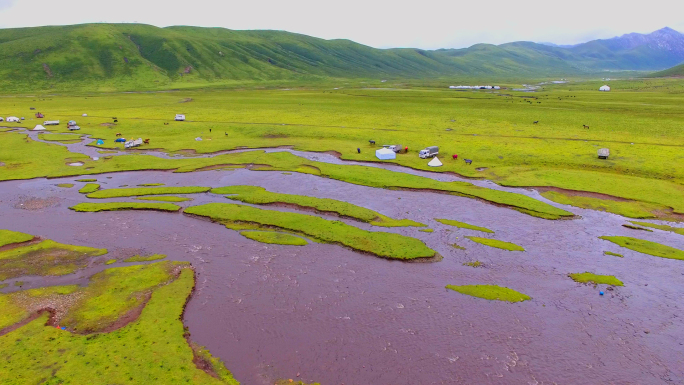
left=0, top=23, right=659, bottom=92
left=650, top=63, right=684, bottom=77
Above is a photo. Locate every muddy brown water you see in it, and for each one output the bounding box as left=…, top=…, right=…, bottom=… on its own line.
left=0, top=135, right=683, bottom=384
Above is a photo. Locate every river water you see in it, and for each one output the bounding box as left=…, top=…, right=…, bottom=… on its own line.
left=1, top=129, right=683, bottom=384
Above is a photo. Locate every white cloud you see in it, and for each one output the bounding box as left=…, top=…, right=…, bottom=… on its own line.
left=0, top=0, right=682, bottom=49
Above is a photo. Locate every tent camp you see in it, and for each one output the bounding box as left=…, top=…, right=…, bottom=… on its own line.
left=599, top=85, right=611, bottom=92
left=33, top=124, right=46, bottom=131
left=428, top=157, right=443, bottom=167
left=375, top=148, right=396, bottom=160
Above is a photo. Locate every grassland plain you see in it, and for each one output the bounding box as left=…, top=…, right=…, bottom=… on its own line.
left=445, top=284, right=531, bottom=302
left=1, top=82, right=683, bottom=218
left=212, top=185, right=425, bottom=227
left=568, top=272, right=624, bottom=286
left=0, top=239, right=107, bottom=280
left=69, top=202, right=181, bottom=212
left=599, top=236, right=684, bottom=261
left=240, top=231, right=309, bottom=246
left=0, top=132, right=570, bottom=218
left=185, top=203, right=435, bottom=259
left=0, top=267, right=239, bottom=384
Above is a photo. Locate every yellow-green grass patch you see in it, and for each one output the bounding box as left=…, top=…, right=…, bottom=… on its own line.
left=0, top=230, right=34, bottom=248
left=0, top=239, right=107, bottom=280
left=540, top=191, right=667, bottom=219
left=604, top=251, right=624, bottom=258
left=435, top=219, right=493, bottom=233
left=240, top=231, right=308, bottom=246
left=123, top=254, right=167, bottom=262
left=0, top=267, right=238, bottom=384
left=629, top=221, right=684, bottom=236
left=463, top=261, right=482, bottom=267
left=87, top=186, right=211, bottom=198
left=465, top=236, right=525, bottom=251
left=568, top=272, right=624, bottom=286
left=75, top=178, right=97, bottom=182
left=446, top=284, right=531, bottom=302
left=78, top=183, right=100, bottom=194
left=135, top=196, right=193, bottom=202
left=105, top=259, right=117, bottom=265
left=69, top=202, right=181, bottom=212
left=137, top=183, right=165, bottom=186
left=38, top=133, right=82, bottom=143
left=185, top=203, right=435, bottom=260
left=56, top=183, right=74, bottom=188
left=599, top=236, right=684, bottom=261
left=211, top=185, right=425, bottom=227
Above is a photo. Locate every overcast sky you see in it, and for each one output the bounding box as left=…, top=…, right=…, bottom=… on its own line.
left=1, top=0, right=683, bottom=49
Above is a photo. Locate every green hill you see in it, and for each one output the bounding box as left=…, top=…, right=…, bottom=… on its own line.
left=649, top=63, right=684, bottom=77
left=0, top=23, right=679, bottom=91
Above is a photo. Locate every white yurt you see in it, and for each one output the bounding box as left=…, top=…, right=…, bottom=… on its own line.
left=82, top=113, right=88, bottom=117
left=428, top=157, right=443, bottom=167
left=6, top=116, right=19, bottom=122
left=33, top=124, right=46, bottom=131
left=375, top=148, right=396, bottom=160
left=599, top=85, right=611, bottom=92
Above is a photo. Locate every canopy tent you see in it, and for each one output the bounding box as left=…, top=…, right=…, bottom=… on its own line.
left=599, top=85, right=611, bottom=91
left=96, top=139, right=104, bottom=145
left=428, top=157, right=443, bottom=167
left=33, top=124, right=46, bottom=131
left=375, top=148, right=396, bottom=160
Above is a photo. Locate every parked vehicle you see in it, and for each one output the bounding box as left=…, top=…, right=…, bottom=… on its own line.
left=125, top=138, right=143, bottom=149
left=419, top=146, right=439, bottom=159
left=387, top=144, right=404, bottom=153
left=68, top=125, right=81, bottom=131
left=44, top=120, right=60, bottom=126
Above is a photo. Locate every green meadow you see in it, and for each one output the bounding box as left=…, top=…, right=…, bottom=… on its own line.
left=1, top=80, right=683, bottom=220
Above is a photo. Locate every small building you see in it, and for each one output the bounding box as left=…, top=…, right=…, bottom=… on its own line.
left=33, top=124, right=46, bottom=131
left=175, top=114, right=186, bottom=121
left=598, top=148, right=610, bottom=159
left=599, top=85, right=611, bottom=92
left=44, top=120, right=60, bottom=126
left=375, top=148, right=396, bottom=160
left=6, top=116, right=19, bottom=122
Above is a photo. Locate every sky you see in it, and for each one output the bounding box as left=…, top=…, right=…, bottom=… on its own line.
left=0, top=0, right=683, bottom=49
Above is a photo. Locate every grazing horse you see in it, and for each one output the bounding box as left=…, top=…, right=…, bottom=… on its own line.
left=464, top=159, right=472, bottom=165
left=583, top=125, right=590, bottom=129
left=533, top=121, right=539, bottom=124
left=115, top=133, right=122, bottom=137
left=452, top=154, right=458, bottom=160
left=143, top=139, right=150, bottom=144
left=369, top=140, right=376, bottom=145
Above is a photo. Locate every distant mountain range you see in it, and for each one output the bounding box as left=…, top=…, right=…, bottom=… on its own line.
left=0, top=24, right=682, bottom=90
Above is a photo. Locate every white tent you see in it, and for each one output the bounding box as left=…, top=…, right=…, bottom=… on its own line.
left=6, top=116, right=19, bottom=122
left=82, top=113, right=88, bottom=117
left=428, top=157, right=443, bottom=167
left=375, top=148, right=396, bottom=160
left=33, top=124, right=46, bottom=131
left=599, top=85, right=611, bottom=92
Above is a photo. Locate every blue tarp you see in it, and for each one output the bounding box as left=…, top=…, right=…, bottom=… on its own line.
left=115, top=138, right=125, bottom=143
